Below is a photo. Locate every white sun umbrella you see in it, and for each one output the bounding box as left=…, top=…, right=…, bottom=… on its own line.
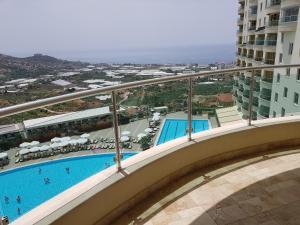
left=69, top=139, right=79, bottom=145
left=152, top=115, right=160, bottom=121
left=30, top=141, right=40, bottom=146
left=77, top=138, right=88, bottom=144
left=51, top=137, right=61, bottom=142
left=0, top=152, right=8, bottom=159
left=80, top=133, right=90, bottom=138
left=120, top=136, right=130, bottom=142
left=60, top=137, right=71, bottom=142
left=121, top=131, right=131, bottom=136
left=19, top=142, right=31, bottom=148
left=145, top=128, right=153, bottom=133
left=29, top=146, right=40, bottom=153
left=39, top=145, right=50, bottom=152
left=153, top=112, right=160, bottom=117
left=137, top=133, right=147, bottom=141
left=19, top=149, right=29, bottom=155
left=50, top=142, right=60, bottom=149
left=58, top=141, right=69, bottom=147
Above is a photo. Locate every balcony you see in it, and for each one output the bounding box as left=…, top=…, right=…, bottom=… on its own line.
left=248, top=8, right=257, bottom=20
left=265, top=0, right=281, bottom=14
left=258, top=105, right=270, bottom=117
left=248, top=26, right=256, bottom=33
left=238, top=6, right=245, bottom=14
left=1, top=64, right=300, bottom=225
left=266, top=20, right=279, bottom=32
left=261, top=78, right=273, bottom=89
left=253, top=97, right=259, bottom=106
left=255, top=56, right=263, bottom=62
left=265, top=39, right=277, bottom=46
left=279, top=15, right=299, bottom=31
left=255, top=40, right=264, bottom=45
left=260, top=92, right=272, bottom=102
left=237, top=18, right=244, bottom=25
left=264, top=58, right=275, bottom=65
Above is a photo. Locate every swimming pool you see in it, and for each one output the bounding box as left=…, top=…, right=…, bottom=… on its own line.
left=156, top=119, right=210, bottom=145
left=0, top=152, right=136, bottom=222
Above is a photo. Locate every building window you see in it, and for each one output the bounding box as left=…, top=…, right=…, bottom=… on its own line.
left=281, top=33, right=284, bottom=43
left=281, top=108, right=285, bottom=117
left=275, top=93, right=278, bottom=102
left=279, top=53, right=283, bottom=63
left=287, top=68, right=290, bottom=76
left=294, top=93, right=299, bottom=104
left=277, top=73, right=280, bottom=82
left=273, top=111, right=276, bottom=118
left=288, top=43, right=294, bottom=55
left=283, top=87, right=288, bottom=97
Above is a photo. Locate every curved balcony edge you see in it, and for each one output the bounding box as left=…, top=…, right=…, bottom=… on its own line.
left=11, top=116, right=300, bottom=225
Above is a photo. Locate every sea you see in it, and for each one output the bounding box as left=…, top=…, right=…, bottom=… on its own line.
left=53, top=44, right=235, bottom=64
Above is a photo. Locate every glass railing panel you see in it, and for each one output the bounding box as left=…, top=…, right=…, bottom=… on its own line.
left=281, top=15, right=298, bottom=23
left=265, top=40, right=277, bottom=46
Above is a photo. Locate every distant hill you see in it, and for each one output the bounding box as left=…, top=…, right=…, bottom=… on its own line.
left=0, top=53, right=88, bottom=80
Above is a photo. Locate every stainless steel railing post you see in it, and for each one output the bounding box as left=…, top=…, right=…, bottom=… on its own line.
left=187, top=78, right=193, bottom=141
left=111, top=91, right=122, bottom=171
left=248, top=69, right=255, bottom=126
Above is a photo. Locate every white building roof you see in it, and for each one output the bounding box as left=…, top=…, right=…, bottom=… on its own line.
left=23, top=106, right=124, bottom=129
left=52, top=80, right=72, bottom=86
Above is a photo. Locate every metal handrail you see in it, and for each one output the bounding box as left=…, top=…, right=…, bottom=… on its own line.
left=0, top=64, right=299, bottom=119
left=0, top=64, right=300, bottom=170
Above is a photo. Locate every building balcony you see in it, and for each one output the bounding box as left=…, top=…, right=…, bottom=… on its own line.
left=281, top=0, right=300, bottom=8
left=279, top=15, right=298, bottom=32
left=264, top=39, right=277, bottom=46
left=266, top=20, right=279, bottom=32
left=255, top=56, right=263, bottom=62
left=258, top=105, right=270, bottom=117
left=237, top=18, right=244, bottom=25
left=253, top=97, right=259, bottom=107
left=255, top=40, right=265, bottom=45
left=265, top=0, right=281, bottom=14
left=248, top=26, right=256, bottom=33
left=260, top=95, right=272, bottom=106
left=264, top=58, right=275, bottom=65
left=238, top=7, right=245, bottom=14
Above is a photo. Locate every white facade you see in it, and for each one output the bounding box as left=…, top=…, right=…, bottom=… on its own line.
left=234, top=0, right=300, bottom=119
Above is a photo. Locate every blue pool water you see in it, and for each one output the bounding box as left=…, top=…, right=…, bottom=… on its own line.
left=0, top=152, right=136, bottom=222
left=156, top=119, right=210, bottom=145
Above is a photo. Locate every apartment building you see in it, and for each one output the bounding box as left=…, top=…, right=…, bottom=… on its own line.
left=234, top=0, right=300, bottom=119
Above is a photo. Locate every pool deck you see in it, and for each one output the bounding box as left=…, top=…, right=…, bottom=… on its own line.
left=0, top=112, right=218, bottom=172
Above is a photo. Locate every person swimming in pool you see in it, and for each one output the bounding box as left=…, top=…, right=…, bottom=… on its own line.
left=38, top=168, right=42, bottom=174
left=16, top=195, right=21, bottom=203
left=4, top=196, right=9, bottom=204
left=44, top=177, right=50, bottom=184
left=65, top=167, right=70, bottom=174
left=17, top=207, right=21, bottom=215
left=104, top=162, right=110, bottom=168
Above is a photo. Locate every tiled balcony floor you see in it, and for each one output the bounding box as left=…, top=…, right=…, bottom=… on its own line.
left=112, top=148, right=300, bottom=225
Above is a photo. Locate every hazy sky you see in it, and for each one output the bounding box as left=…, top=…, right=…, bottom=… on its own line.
left=0, top=0, right=237, bottom=57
